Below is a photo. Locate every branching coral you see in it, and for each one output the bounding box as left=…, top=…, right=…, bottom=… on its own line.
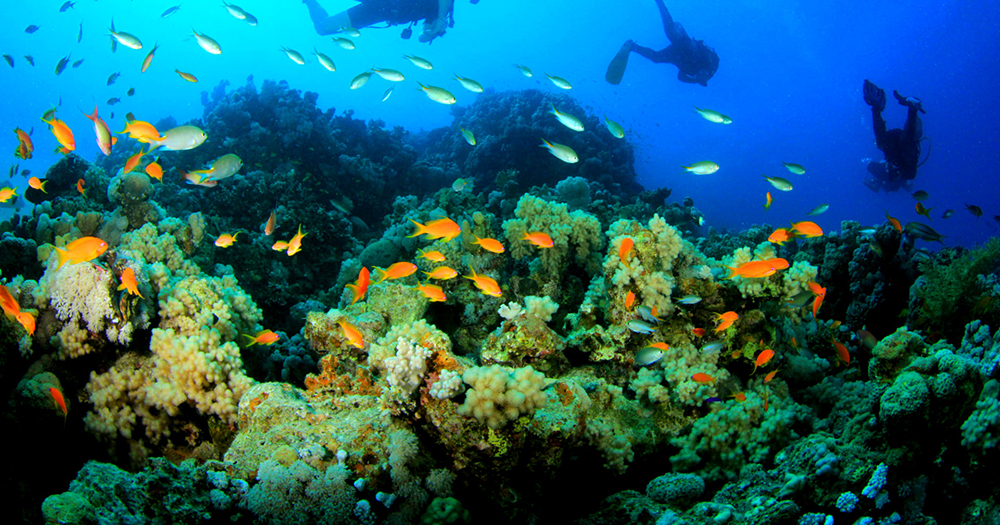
left=501, top=194, right=602, bottom=277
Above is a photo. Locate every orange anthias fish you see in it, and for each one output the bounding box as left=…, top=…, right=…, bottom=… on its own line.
left=76, top=178, right=87, bottom=197
left=768, top=228, right=796, bottom=246
left=243, top=330, right=280, bottom=346
left=407, top=217, right=461, bottom=242
left=714, top=311, right=739, bottom=332
left=473, top=236, right=505, bottom=254
left=271, top=241, right=289, bottom=252
left=915, top=202, right=933, bottom=220
left=50, top=387, right=67, bottom=424
left=808, top=281, right=826, bottom=318
left=0, top=187, right=17, bottom=203
left=417, top=281, right=447, bottom=302
left=692, top=327, right=706, bottom=337
left=885, top=210, right=902, bottom=232
left=831, top=338, right=850, bottom=366
left=753, top=348, right=775, bottom=374
left=338, top=319, right=364, bottom=349
left=42, top=116, right=75, bottom=153
left=418, top=249, right=446, bottom=262
left=618, top=237, right=634, bottom=269
left=215, top=232, right=239, bottom=247
left=286, top=225, right=306, bottom=256
left=263, top=210, right=277, bottom=236
left=14, top=127, right=33, bottom=159
left=346, top=267, right=370, bottom=305
left=464, top=268, right=502, bottom=297
left=791, top=221, right=823, bottom=238
left=145, top=161, right=163, bottom=182
left=691, top=372, right=715, bottom=384
left=374, top=262, right=417, bottom=284
left=423, top=266, right=458, bottom=280
left=118, top=119, right=161, bottom=143
left=725, top=258, right=789, bottom=279
left=117, top=267, right=143, bottom=298
left=54, top=236, right=108, bottom=269
left=522, top=231, right=554, bottom=248
left=29, top=177, right=47, bottom=193
left=730, top=391, right=747, bottom=403
left=624, top=290, right=636, bottom=310
left=123, top=147, right=147, bottom=174
left=764, top=368, right=781, bottom=383
left=82, top=105, right=116, bottom=155
left=0, top=284, right=36, bottom=335
left=763, top=191, right=773, bottom=211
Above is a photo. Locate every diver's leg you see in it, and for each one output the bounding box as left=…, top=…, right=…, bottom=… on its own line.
left=653, top=0, right=684, bottom=43
left=303, top=0, right=352, bottom=35
left=632, top=44, right=674, bottom=64
left=898, top=107, right=922, bottom=179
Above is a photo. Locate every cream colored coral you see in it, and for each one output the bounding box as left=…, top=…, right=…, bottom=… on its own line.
left=457, top=365, right=548, bottom=429
left=501, top=194, right=603, bottom=276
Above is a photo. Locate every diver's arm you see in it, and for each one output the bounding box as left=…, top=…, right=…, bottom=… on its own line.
left=653, top=0, right=680, bottom=42
left=303, top=0, right=351, bottom=35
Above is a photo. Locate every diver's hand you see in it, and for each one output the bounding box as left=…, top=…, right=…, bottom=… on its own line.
left=419, top=18, right=447, bottom=43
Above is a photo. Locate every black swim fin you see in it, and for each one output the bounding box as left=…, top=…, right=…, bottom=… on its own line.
left=605, top=40, right=633, bottom=85
left=863, top=79, right=886, bottom=112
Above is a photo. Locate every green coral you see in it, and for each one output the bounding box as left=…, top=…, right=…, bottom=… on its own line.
left=913, top=238, right=1000, bottom=339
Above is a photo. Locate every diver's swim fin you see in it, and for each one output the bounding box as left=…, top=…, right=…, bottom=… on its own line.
left=863, top=79, right=886, bottom=112
left=605, top=40, right=633, bottom=85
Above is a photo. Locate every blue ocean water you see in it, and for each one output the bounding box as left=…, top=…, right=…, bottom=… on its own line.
left=3, top=0, right=998, bottom=247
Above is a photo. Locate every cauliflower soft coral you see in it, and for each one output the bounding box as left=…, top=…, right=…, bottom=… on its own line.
left=502, top=194, right=603, bottom=277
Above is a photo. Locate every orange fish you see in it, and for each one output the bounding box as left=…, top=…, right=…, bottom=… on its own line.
left=423, top=266, right=458, bottom=280
left=473, top=236, right=505, bottom=254
left=42, top=116, right=75, bottom=153
left=417, top=281, right=447, bottom=302
left=885, top=210, right=902, bottom=232
left=55, top=236, right=108, bottom=269
left=730, top=391, right=747, bottom=402
left=28, top=177, right=47, bottom=193
left=346, top=267, right=370, bottom=306
left=117, top=267, right=143, bottom=298
left=691, top=373, right=715, bottom=384
left=647, top=342, right=669, bottom=351
left=145, top=161, right=163, bottom=182
left=14, top=127, right=33, bottom=159
left=768, top=228, right=796, bottom=246
left=0, top=284, right=36, bottom=335
left=0, top=187, right=17, bottom=203
left=118, top=119, right=161, bottom=143
left=691, top=327, right=706, bottom=337
left=141, top=43, right=159, bottom=73
left=215, top=232, right=239, bottom=248
left=831, top=338, right=850, bottom=366
left=271, top=240, right=289, bottom=252
left=915, top=202, right=933, bottom=220
left=374, top=262, right=417, bottom=284
left=464, top=268, right=502, bottom=297
left=522, top=231, right=554, bottom=248
left=76, top=178, right=86, bottom=197
left=407, top=217, right=461, bottom=242
left=763, top=389, right=771, bottom=411
left=123, top=147, right=147, bottom=174
left=243, top=330, right=280, bottom=346
left=263, top=210, right=277, bottom=236
left=338, top=319, right=364, bottom=349
left=763, top=191, right=772, bottom=211
left=808, top=281, right=826, bottom=318
left=725, top=258, right=789, bottom=279
left=753, top=348, right=774, bottom=374
left=50, top=387, right=67, bottom=424
left=181, top=169, right=218, bottom=187
left=175, top=69, right=198, bottom=82
left=764, top=368, right=780, bottom=383
left=618, top=237, right=634, bottom=269
left=714, top=311, right=739, bottom=332
left=286, top=225, right=306, bottom=256
left=790, top=336, right=798, bottom=349
left=418, top=249, right=446, bottom=262
left=624, top=290, right=635, bottom=310
left=790, top=221, right=823, bottom=238
left=82, top=104, right=116, bottom=155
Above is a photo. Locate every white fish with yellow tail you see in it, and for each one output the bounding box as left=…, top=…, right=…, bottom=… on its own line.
left=148, top=125, right=206, bottom=151
left=193, top=30, right=221, bottom=54
left=341, top=27, right=361, bottom=37
left=350, top=72, right=371, bottom=89
left=202, top=154, right=243, bottom=181
left=332, top=37, right=355, bottom=50
left=549, top=103, right=583, bottom=132
left=604, top=115, right=624, bottom=138
left=782, top=162, right=806, bottom=175
left=515, top=64, right=533, bottom=77
left=314, top=49, right=335, bottom=71
left=545, top=73, right=572, bottom=89
left=109, top=22, right=142, bottom=50
left=403, top=54, right=433, bottom=70
left=693, top=106, right=732, bottom=124
left=222, top=1, right=248, bottom=20
left=682, top=161, right=719, bottom=175
left=460, top=127, right=476, bottom=146
left=371, top=67, right=405, bottom=81
left=763, top=174, right=793, bottom=191
left=418, top=82, right=456, bottom=104
left=454, top=74, right=483, bottom=93
left=281, top=47, right=305, bottom=65
left=540, top=139, right=578, bottom=164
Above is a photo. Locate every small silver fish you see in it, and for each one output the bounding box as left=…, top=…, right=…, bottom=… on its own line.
left=635, top=346, right=665, bottom=366
left=807, top=204, right=829, bottom=216
left=382, top=87, right=393, bottom=102
left=627, top=320, right=655, bottom=334
left=677, top=295, right=701, bottom=305
left=701, top=342, right=724, bottom=353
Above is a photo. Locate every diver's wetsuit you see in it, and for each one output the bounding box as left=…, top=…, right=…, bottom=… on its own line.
left=304, top=0, right=438, bottom=34
left=625, top=0, right=719, bottom=86
left=863, top=79, right=923, bottom=192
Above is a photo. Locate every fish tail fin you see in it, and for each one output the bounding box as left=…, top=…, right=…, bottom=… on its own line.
left=54, top=246, right=70, bottom=269
left=346, top=283, right=362, bottom=305
left=372, top=268, right=388, bottom=285
left=724, top=266, right=739, bottom=279
left=241, top=333, right=258, bottom=346
left=405, top=219, right=425, bottom=238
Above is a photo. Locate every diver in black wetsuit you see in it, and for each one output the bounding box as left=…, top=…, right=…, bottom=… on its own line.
left=605, top=0, right=719, bottom=86
left=863, top=79, right=925, bottom=192
left=302, top=0, right=457, bottom=43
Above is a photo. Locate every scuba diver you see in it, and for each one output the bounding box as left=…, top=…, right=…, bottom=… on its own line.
left=863, top=79, right=926, bottom=192
left=302, top=0, right=463, bottom=43
left=606, top=0, right=719, bottom=86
